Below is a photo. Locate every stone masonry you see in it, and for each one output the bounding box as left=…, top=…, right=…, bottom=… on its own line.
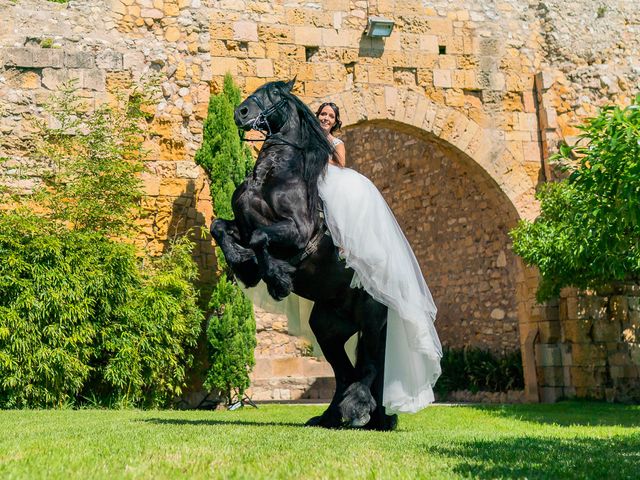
left=535, top=285, right=640, bottom=403
left=1, top=0, right=639, bottom=401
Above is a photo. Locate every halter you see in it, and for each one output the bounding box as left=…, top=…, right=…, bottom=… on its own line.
left=242, top=94, right=288, bottom=140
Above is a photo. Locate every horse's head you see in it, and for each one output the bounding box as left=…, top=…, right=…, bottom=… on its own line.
left=234, top=78, right=296, bottom=135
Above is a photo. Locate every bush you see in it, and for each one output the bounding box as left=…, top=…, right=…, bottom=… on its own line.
left=195, top=74, right=256, bottom=406
left=511, top=95, right=640, bottom=300
left=435, top=348, right=524, bottom=396
left=0, top=82, right=204, bottom=408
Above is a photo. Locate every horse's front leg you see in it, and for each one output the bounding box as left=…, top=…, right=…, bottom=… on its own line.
left=210, top=219, right=260, bottom=288
left=249, top=218, right=312, bottom=300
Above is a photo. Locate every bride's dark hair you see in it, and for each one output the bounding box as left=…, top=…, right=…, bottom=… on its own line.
left=315, top=102, right=342, bottom=133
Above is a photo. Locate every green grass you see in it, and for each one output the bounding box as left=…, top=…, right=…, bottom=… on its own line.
left=0, top=402, right=638, bottom=479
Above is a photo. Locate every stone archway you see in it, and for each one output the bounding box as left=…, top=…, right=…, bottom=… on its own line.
left=310, top=86, right=540, bottom=398
left=342, top=120, right=522, bottom=351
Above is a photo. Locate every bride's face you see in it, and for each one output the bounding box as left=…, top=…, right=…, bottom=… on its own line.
left=318, top=105, right=336, bottom=134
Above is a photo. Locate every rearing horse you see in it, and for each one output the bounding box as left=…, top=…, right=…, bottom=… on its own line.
left=210, top=79, right=397, bottom=430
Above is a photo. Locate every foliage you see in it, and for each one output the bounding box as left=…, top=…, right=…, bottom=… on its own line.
left=0, top=82, right=203, bottom=408
left=435, top=347, right=524, bottom=395
left=510, top=95, right=640, bottom=300
left=32, top=81, right=146, bottom=236
left=194, top=74, right=253, bottom=221
left=195, top=73, right=256, bottom=405
left=203, top=274, right=255, bottom=403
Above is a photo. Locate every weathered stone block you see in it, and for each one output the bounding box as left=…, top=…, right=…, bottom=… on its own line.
left=82, top=69, right=106, bottom=91
left=538, top=320, right=561, bottom=343
left=539, top=366, right=564, bottom=386
left=294, top=26, right=321, bottom=46
left=433, top=69, right=452, bottom=88
left=302, top=358, right=332, bottom=378
left=31, top=48, right=63, bottom=68
left=271, top=357, right=303, bottom=377
left=258, top=25, right=294, bottom=44
left=536, top=344, right=562, bottom=367
left=561, top=319, right=593, bottom=343
left=571, top=343, right=607, bottom=366
left=176, top=161, right=200, bottom=179
left=592, top=318, right=621, bottom=343
left=540, top=386, right=563, bottom=403
left=233, top=21, right=258, bottom=42
left=578, top=295, right=608, bottom=320
left=255, top=58, right=274, bottom=78
left=570, top=366, right=607, bottom=388
left=96, top=50, right=124, bottom=71
left=65, top=51, right=95, bottom=69
left=2, top=47, right=33, bottom=67
left=41, top=68, right=81, bottom=90
left=610, top=295, right=629, bottom=322
left=210, top=56, right=238, bottom=76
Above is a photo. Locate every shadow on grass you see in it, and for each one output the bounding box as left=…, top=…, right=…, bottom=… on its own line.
left=468, top=401, right=640, bottom=428
left=424, top=435, right=640, bottom=480
left=141, top=418, right=304, bottom=428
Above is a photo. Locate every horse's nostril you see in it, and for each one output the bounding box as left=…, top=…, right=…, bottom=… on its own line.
left=239, top=106, right=249, bottom=116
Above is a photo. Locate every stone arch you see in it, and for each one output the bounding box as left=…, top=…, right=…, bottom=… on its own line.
left=311, top=87, right=540, bottom=397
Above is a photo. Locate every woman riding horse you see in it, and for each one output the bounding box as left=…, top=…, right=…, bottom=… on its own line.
left=210, top=79, right=441, bottom=430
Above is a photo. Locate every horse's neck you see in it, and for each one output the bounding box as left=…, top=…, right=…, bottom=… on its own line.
left=251, top=143, right=296, bottom=187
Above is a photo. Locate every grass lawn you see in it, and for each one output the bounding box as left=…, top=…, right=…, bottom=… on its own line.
left=0, top=401, right=638, bottom=479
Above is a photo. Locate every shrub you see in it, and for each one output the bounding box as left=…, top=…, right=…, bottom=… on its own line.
left=195, top=74, right=256, bottom=405
left=510, top=95, right=640, bottom=300
left=435, top=348, right=524, bottom=396
left=0, top=82, right=203, bottom=408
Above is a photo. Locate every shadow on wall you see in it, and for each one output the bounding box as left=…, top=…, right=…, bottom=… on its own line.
left=162, top=178, right=216, bottom=290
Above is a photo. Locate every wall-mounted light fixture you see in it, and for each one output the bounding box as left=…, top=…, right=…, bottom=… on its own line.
left=365, top=16, right=395, bottom=37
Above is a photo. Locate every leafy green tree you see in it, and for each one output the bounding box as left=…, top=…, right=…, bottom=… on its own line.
left=195, top=74, right=256, bottom=405
left=511, top=95, right=640, bottom=300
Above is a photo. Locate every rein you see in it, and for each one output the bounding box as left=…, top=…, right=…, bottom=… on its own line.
left=239, top=95, right=304, bottom=150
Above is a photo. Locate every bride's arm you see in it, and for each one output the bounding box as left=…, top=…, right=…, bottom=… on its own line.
left=332, top=141, right=346, bottom=167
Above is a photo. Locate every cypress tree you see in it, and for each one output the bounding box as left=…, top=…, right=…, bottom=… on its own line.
left=195, top=74, right=256, bottom=405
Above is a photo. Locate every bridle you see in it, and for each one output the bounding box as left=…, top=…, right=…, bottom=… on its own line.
left=241, top=94, right=288, bottom=141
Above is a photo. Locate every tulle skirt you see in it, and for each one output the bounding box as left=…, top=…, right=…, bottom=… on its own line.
left=244, top=165, right=442, bottom=413
left=318, top=165, right=441, bottom=413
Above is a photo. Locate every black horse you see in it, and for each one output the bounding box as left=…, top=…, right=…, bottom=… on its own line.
left=210, top=79, right=397, bottom=431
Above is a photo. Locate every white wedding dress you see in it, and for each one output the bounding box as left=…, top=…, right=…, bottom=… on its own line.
left=245, top=138, right=442, bottom=413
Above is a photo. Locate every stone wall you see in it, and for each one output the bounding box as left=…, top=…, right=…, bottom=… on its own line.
left=2, top=0, right=640, bottom=401
left=344, top=123, right=520, bottom=350
left=0, top=0, right=216, bottom=280
left=247, top=307, right=334, bottom=402
left=535, top=286, right=640, bottom=402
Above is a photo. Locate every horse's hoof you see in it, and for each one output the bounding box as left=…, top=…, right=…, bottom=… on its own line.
left=265, top=260, right=295, bottom=300
left=339, top=382, right=376, bottom=426
left=348, top=412, right=370, bottom=428
left=368, top=413, right=398, bottom=431
left=305, top=414, right=341, bottom=429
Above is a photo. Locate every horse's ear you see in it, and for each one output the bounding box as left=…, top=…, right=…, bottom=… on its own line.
left=285, top=77, right=296, bottom=92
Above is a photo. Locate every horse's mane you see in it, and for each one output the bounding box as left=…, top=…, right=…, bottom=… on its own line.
left=271, top=81, right=333, bottom=219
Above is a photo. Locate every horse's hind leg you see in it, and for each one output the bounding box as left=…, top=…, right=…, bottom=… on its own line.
left=340, top=295, right=396, bottom=430
left=210, top=219, right=260, bottom=287
left=306, top=301, right=358, bottom=429
left=363, top=321, right=398, bottom=432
